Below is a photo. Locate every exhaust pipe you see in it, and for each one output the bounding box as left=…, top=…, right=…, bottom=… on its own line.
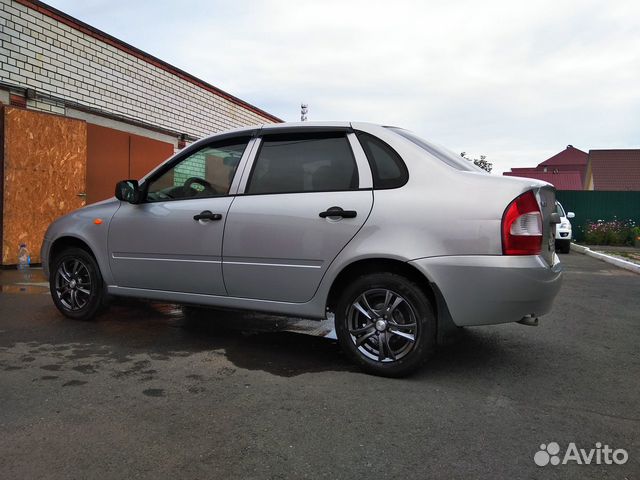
left=517, top=315, right=539, bottom=327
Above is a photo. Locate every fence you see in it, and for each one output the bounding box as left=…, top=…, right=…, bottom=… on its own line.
left=555, top=191, right=640, bottom=242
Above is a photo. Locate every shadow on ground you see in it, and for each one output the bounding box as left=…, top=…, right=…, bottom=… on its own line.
left=0, top=267, right=537, bottom=379
left=0, top=292, right=534, bottom=381
left=0, top=296, right=357, bottom=378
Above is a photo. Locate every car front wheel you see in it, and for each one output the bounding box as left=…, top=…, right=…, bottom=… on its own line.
left=50, top=247, right=104, bottom=321
left=335, top=272, right=436, bottom=377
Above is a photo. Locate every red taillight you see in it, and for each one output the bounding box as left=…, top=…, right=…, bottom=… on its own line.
left=502, top=190, right=543, bottom=255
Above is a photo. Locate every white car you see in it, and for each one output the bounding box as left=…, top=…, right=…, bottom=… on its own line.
left=555, top=201, right=575, bottom=253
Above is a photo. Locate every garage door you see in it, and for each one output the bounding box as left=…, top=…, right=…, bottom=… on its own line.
left=86, top=124, right=174, bottom=204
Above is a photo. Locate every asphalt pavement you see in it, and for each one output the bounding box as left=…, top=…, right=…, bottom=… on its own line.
left=0, top=252, right=638, bottom=479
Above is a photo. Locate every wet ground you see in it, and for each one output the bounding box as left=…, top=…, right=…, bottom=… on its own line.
left=0, top=253, right=638, bottom=479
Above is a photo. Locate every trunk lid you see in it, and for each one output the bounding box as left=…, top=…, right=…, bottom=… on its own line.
left=536, top=185, right=558, bottom=266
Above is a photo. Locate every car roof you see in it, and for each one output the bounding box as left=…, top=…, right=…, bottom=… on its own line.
left=261, top=121, right=353, bottom=131
left=203, top=121, right=369, bottom=141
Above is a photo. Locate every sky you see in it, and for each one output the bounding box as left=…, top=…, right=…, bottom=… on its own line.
left=47, top=0, right=640, bottom=173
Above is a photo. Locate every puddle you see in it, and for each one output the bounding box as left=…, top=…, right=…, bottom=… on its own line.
left=0, top=284, right=49, bottom=294
left=0, top=268, right=50, bottom=294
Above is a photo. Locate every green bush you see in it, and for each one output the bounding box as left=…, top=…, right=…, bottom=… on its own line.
left=584, top=219, right=637, bottom=246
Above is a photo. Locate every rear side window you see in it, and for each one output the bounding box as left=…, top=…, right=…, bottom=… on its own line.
left=247, top=133, right=358, bottom=194
left=387, top=126, right=484, bottom=172
left=356, top=131, right=408, bottom=189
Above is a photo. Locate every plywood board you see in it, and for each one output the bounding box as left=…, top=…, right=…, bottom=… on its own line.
left=2, top=107, right=87, bottom=265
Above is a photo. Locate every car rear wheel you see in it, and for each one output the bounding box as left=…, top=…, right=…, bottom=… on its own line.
left=335, top=272, right=436, bottom=377
left=50, top=247, right=104, bottom=321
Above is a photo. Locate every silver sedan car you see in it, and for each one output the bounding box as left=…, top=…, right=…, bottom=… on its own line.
left=41, top=122, right=562, bottom=376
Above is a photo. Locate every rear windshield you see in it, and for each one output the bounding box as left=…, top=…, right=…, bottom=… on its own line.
left=386, top=127, right=485, bottom=172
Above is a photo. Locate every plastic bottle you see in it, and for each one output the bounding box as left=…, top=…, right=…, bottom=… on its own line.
left=17, top=243, right=31, bottom=271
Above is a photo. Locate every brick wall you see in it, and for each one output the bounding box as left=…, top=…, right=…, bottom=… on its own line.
left=174, top=151, right=207, bottom=186
left=0, top=0, right=279, bottom=138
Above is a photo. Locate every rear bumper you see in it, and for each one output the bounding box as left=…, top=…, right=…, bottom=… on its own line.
left=409, top=254, right=562, bottom=327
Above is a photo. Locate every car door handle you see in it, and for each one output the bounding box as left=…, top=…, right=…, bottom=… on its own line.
left=319, top=207, right=357, bottom=219
left=193, top=210, right=222, bottom=221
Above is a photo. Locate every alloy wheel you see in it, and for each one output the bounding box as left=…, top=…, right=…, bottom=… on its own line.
left=346, top=288, right=418, bottom=362
left=54, top=258, right=92, bottom=311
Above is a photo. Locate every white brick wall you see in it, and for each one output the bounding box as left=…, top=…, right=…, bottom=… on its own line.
left=0, top=0, right=279, bottom=137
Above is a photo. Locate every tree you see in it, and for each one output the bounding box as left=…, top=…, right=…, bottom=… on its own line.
left=460, top=152, right=493, bottom=173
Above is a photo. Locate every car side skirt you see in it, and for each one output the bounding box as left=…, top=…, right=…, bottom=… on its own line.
left=107, top=285, right=328, bottom=319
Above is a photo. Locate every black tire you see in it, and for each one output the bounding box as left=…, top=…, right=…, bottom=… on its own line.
left=50, top=247, right=104, bottom=321
left=556, top=239, right=571, bottom=254
left=335, top=272, right=436, bottom=377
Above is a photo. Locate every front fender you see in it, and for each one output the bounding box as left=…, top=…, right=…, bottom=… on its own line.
left=42, top=199, right=121, bottom=283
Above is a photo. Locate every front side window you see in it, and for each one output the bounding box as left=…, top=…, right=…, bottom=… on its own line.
left=246, top=133, right=358, bottom=194
left=146, top=139, right=249, bottom=201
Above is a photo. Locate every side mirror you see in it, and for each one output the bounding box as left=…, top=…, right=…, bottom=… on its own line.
left=567, top=212, right=575, bottom=219
left=115, top=180, right=141, bottom=204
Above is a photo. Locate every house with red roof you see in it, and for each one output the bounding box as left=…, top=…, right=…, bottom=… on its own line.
left=584, top=150, right=640, bottom=191
left=504, top=146, right=640, bottom=191
left=503, top=145, right=588, bottom=190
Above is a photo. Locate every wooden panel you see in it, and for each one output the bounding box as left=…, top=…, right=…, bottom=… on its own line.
left=86, top=124, right=129, bottom=204
left=129, top=133, right=174, bottom=180
left=2, top=107, right=86, bottom=265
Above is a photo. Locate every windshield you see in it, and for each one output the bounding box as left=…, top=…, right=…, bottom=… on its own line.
left=555, top=202, right=566, bottom=217
left=386, top=127, right=485, bottom=173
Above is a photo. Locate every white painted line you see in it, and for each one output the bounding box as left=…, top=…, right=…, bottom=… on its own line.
left=572, top=244, right=640, bottom=274
left=571, top=244, right=589, bottom=254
